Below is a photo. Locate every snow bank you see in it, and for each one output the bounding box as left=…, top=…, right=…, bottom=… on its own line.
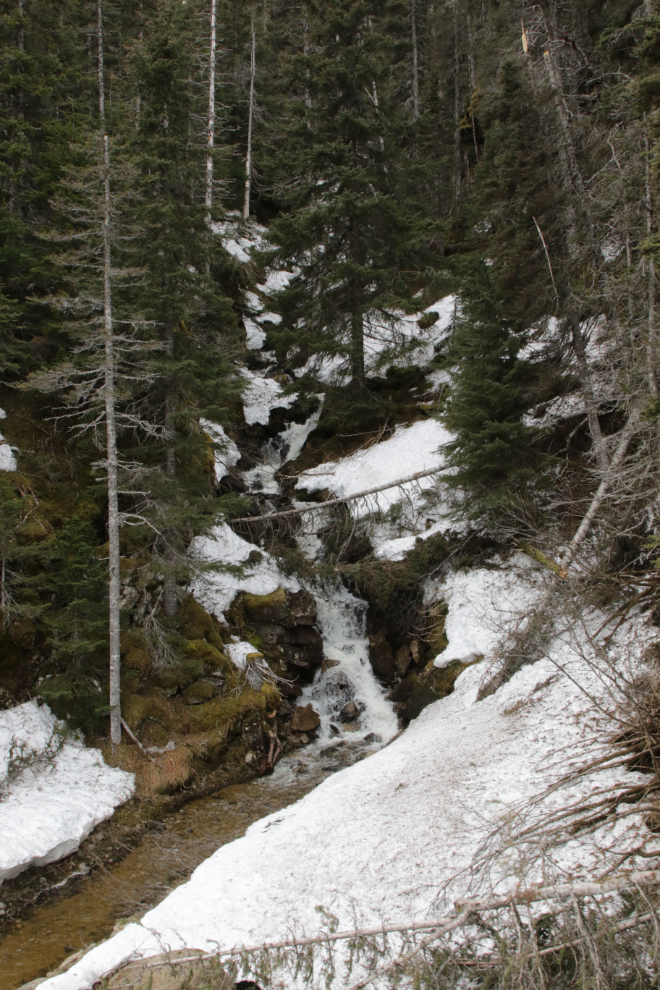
left=191, top=523, right=299, bottom=623
left=38, top=560, right=659, bottom=990
left=241, top=368, right=297, bottom=426
left=0, top=702, right=134, bottom=882
left=199, top=420, right=241, bottom=483
left=0, top=407, right=17, bottom=472
left=297, top=418, right=450, bottom=518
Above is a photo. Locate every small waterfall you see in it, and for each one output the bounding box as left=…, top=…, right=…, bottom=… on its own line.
left=299, top=583, right=399, bottom=747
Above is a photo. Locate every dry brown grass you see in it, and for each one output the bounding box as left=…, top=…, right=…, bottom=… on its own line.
left=103, top=737, right=210, bottom=800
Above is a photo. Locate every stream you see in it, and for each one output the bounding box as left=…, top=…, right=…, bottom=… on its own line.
left=1, top=586, right=397, bottom=990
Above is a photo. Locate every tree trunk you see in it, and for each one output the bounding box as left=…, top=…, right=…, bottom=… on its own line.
left=452, top=0, right=462, bottom=205
left=205, top=0, right=217, bottom=221
left=102, top=134, right=122, bottom=748
left=163, top=325, right=177, bottom=618
left=644, top=121, right=659, bottom=399
left=243, top=14, right=256, bottom=221
left=98, top=0, right=121, bottom=747
left=466, top=9, right=478, bottom=161
left=411, top=0, right=420, bottom=122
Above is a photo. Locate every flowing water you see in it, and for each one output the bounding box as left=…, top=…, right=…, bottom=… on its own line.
left=1, top=587, right=397, bottom=990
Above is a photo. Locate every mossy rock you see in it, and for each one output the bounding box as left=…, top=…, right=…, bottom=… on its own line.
left=188, top=683, right=278, bottom=734
left=120, top=630, right=152, bottom=674
left=120, top=671, right=141, bottom=694
left=394, top=657, right=479, bottom=724
left=183, top=680, right=218, bottom=705
left=178, top=596, right=228, bottom=649
left=242, top=588, right=289, bottom=625
left=152, top=669, right=180, bottom=695
left=122, top=688, right=189, bottom=734
left=184, top=639, right=231, bottom=676
left=418, top=311, right=440, bottom=330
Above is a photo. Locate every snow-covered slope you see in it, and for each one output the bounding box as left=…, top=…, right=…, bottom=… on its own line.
left=0, top=407, right=17, bottom=472
left=37, top=558, right=659, bottom=990
left=0, top=702, right=134, bottom=882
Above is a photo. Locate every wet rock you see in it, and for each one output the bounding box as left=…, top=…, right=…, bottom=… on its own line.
left=321, top=658, right=341, bottom=673
left=298, top=732, right=310, bottom=745
left=368, top=628, right=395, bottom=682
left=242, top=588, right=290, bottom=625
left=330, top=723, right=340, bottom=736
left=288, top=589, right=317, bottom=625
left=278, top=678, right=303, bottom=700
left=290, top=703, right=321, bottom=733
left=276, top=699, right=295, bottom=718
left=257, top=623, right=287, bottom=646
left=363, top=732, right=382, bottom=744
left=342, top=720, right=362, bottom=732
left=340, top=699, right=360, bottom=722
left=394, top=643, right=412, bottom=679
left=282, top=625, right=324, bottom=670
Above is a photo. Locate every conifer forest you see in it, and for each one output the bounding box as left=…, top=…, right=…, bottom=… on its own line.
left=5, top=2, right=660, bottom=989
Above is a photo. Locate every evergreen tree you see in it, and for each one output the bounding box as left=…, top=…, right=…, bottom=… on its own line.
left=265, top=0, right=437, bottom=409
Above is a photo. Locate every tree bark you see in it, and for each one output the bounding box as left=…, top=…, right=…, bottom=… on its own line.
left=644, top=121, right=659, bottom=399
left=452, top=0, right=462, bottom=205
left=98, top=0, right=121, bottom=746
left=411, top=0, right=420, bottom=122
left=102, top=133, right=122, bottom=747
left=243, top=14, right=256, bottom=221
left=205, top=0, right=217, bottom=221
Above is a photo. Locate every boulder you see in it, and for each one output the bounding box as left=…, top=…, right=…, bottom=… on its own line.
left=321, top=658, right=340, bottom=673
left=288, top=589, right=317, bottom=625
left=242, top=588, right=290, bottom=625
left=368, top=628, right=395, bottom=682
left=340, top=699, right=360, bottom=722
left=290, top=703, right=321, bottom=733
left=343, top=720, right=362, bottom=732
left=282, top=626, right=324, bottom=669
left=183, top=680, right=220, bottom=705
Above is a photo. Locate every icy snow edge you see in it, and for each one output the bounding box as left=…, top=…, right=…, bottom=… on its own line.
left=0, top=702, right=134, bottom=882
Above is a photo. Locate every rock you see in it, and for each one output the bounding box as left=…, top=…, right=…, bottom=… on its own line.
left=288, top=589, right=317, bottom=625
left=276, top=699, right=294, bottom=717
left=410, top=639, right=422, bottom=664
left=363, top=732, right=382, bottom=744
left=321, top=658, right=341, bottom=673
left=394, top=643, right=412, bottom=679
left=242, top=588, right=290, bottom=625
left=290, top=703, right=321, bottom=733
left=254, top=622, right=286, bottom=646
left=340, top=699, right=360, bottom=721
left=342, top=720, right=361, bottom=732
left=282, top=625, right=324, bottom=669
left=330, top=723, right=340, bottom=736
left=278, top=678, right=303, bottom=700
left=368, top=628, right=395, bottom=682
left=286, top=733, right=303, bottom=748
left=298, top=733, right=310, bottom=745
left=183, top=680, right=219, bottom=705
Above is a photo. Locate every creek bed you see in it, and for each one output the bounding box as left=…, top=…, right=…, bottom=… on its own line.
left=1, top=745, right=360, bottom=990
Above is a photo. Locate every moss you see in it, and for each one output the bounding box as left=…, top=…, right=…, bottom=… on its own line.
left=120, top=629, right=152, bottom=674
left=120, top=671, right=141, bottom=694
left=178, top=596, right=228, bottom=649
left=395, top=657, right=480, bottom=723
left=183, top=680, right=218, bottom=705
left=122, top=688, right=191, bottom=734
left=187, top=684, right=275, bottom=734
left=184, top=639, right=231, bottom=675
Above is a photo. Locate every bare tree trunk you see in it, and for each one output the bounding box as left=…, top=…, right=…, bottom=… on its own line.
left=452, top=0, right=462, bottom=205
left=411, top=0, right=420, bottom=122
left=102, top=134, right=122, bottom=748
left=98, top=0, right=121, bottom=747
left=644, top=121, right=659, bottom=399
left=243, top=14, right=256, bottom=221
left=205, top=0, right=217, bottom=221
left=163, top=325, right=177, bottom=619
left=569, top=319, right=609, bottom=473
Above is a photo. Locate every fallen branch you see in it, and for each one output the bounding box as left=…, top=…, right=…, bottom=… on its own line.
left=120, top=717, right=154, bottom=762
left=130, top=870, right=660, bottom=979
left=230, top=467, right=444, bottom=524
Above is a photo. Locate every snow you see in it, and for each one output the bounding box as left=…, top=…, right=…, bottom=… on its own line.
left=373, top=518, right=453, bottom=562
left=245, top=291, right=265, bottom=313
left=257, top=269, right=295, bottom=294
left=364, top=295, right=455, bottom=374
left=244, top=317, right=267, bottom=351
left=199, top=420, right=241, bottom=483
left=242, top=407, right=322, bottom=494
left=38, top=558, right=660, bottom=990
left=191, top=523, right=300, bottom=623
left=0, top=702, right=134, bottom=882
left=431, top=555, right=540, bottom=665
left=241, top=368, right=298, bottom=426
left=296, top=418, right=450, bottom=518
left=0, top=407, right=17, bottom=472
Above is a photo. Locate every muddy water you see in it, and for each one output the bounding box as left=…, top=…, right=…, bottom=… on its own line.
left=1, top=748, right=355, bottom=990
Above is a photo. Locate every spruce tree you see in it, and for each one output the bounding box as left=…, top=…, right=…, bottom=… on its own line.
left=264, top=0, right=436, bottom=409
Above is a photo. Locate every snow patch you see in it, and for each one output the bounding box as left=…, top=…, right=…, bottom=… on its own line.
left=297, top=419, right=450, bottom=518
left=0, top=702, right=134, bottom=882
left=191, top=523, right=299, bottom=623
left=242, top=368, right=297, bottom=426
left=199, top=420, right=241, bottom=483
left=0, top=406, right=17, bottom=472
left=244, top=317, right=267, bottom=351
